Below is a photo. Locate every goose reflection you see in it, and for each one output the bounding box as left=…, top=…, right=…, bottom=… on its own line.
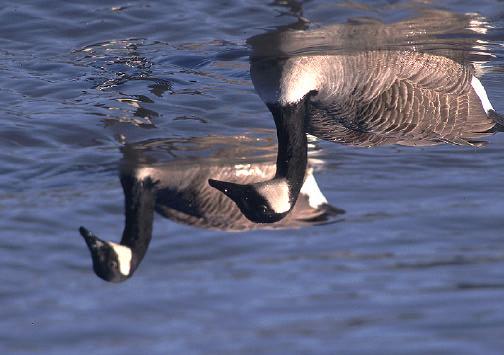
left=80, top=135, right=342, bottom=282
left=209, top=10, right=504, bottom=224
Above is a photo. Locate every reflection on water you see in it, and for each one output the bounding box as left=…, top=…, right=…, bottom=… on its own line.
left=74, top=39, right=174, bottom=128
left=2, top=0, right=504, bottom=353
left=211, top=10, right=504, bottom=224
left=80, top=135, right=343, bottom=282
left=76, top=7, right=504, bottom=283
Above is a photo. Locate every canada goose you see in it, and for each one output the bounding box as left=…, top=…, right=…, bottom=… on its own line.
left=80, top=135, right=342, bottom=282
left=209, top=10, right=503, bottom=224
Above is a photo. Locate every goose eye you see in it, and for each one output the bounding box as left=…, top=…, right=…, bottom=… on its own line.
left=109, top=261, right=118, bottom=269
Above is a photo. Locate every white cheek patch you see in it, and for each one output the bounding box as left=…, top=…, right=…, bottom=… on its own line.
left=471, top=76, right=494, bottom=113
left=135, top=167, right=156, bottom=181
left=300, top=172, right=327, bottom=209
left=279, top=57, right=320, bottom=105
left=257, top=180, right=291, bottom=214
left=107, top=242, right=132, bottom=276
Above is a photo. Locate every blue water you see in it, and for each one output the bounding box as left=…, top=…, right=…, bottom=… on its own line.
left=1, top=0, right=504, bottom=354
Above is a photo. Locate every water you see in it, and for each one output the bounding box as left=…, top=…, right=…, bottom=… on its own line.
left=1, top=0, right=504, bottom=354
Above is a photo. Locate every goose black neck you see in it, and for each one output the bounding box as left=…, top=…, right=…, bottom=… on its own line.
left=119, top=173, right=156, bottom=273
left=267, top=99, right=308, bottom=203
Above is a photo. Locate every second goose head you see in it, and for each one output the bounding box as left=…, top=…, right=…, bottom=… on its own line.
left=79, top=174, right=157, bottom=282
left=208, top=92, right=314, bottom=224
left=208, top=178, right=293, bottom=223
left=80, top=227, right=133, bottom=283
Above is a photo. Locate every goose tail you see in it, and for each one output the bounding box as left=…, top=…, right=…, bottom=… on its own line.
left=489, top=110, right=504, bottom=132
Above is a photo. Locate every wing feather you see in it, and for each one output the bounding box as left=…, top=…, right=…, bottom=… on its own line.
left=307, top=51, right=495, bottom=147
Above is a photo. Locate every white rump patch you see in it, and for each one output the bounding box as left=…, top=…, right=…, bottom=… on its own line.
left=472, top=62, right=489, bottom=78
left=107, top=242, right=132, bottom=276
left=256, top=180, right=291, bottom=214
left=300, top=173, right=327, bottom=209
left=471, top=76, right=494, bottom=113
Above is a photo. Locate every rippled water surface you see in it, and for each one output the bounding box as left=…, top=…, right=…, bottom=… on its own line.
left=1, top=1, right=504, bottom=354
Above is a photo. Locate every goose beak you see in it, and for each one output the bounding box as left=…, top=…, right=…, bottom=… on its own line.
left=208, top=179, right=240, bottom=199
left=79, top=226, right=131, bottom=283
left=79, top=226, right=105, bottom=250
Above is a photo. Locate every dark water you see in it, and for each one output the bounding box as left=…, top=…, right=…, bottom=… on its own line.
left=2, top=0, right=504, bottom=354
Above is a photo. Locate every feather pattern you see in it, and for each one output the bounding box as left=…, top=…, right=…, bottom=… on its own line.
left=152, top=163, right=338, bottom=231
left=122, top=137, right=342, bottom=232
left=250, top=10, right=498, bottom=148
left=283, top=51, right=496, bottom=147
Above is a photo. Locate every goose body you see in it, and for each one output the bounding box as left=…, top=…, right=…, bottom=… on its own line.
left=264, top=51, right=496, bottom=147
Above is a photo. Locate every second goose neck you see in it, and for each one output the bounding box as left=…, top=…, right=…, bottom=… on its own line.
left=119, top=174, right=157, bottom=271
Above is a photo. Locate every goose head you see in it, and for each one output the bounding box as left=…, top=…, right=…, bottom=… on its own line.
left=208, top=178, right=294, bottom=223
left=208, top=87, right=313, bottom=224
left=79, top=227, right=133, bottom=282
left=79, top=173, right=157, bottom=282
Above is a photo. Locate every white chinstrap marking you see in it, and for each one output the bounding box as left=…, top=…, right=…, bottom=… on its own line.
left=471, top=76, right=494, bottom=113
left=300, top=172, right=327, bottom=209
left=256, top=180, right=291, bottom=214
left=279, top=57, right=320, bottom=105
left=135, top=167, right=156, bottom=181
left=107, top=242, right=132, bottom=276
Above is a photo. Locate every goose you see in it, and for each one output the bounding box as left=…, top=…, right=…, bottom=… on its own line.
left=208, top=10, right=504, bottom=224
left=80, top=135, right=342, bottom=282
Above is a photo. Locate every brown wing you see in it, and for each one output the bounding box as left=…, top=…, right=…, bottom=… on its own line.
left=307, top=51, right=495, bottom=147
